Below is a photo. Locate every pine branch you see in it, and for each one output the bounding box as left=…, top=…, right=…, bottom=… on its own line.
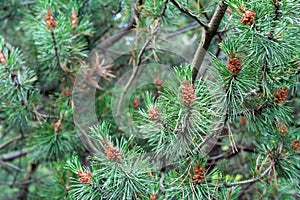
left=170, top=0, right=209, bottom=30
left=1, top=150, right=28, bottom=161
left=94, top=0, right=142, bottom=51
left=221, top=164, right=273, bottom=187
left=192, top=0, right=228, bottom=80
left=165, top=22, right=200, bottom=38
left=116, top=0, right=169, bottom=119
left=0, top=135, right=23, bottom=150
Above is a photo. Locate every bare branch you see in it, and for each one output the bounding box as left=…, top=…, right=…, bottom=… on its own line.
left=116, top=0, right=169, bottom=119
left=170, top=0, right=209, bottom=30
left=0, top=135, right=23, bottom=150
left=165, top=22, right=200, bottom=39
left=220, top=164, right=273, bottom=187
left=1, top=150, right=28, bottom=161
left=192, top=0, right=228, bottom=80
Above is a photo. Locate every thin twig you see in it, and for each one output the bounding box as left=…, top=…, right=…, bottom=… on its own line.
left=221, top=164, right=273, bottom=187
left=116, top=0, right=169, bottom=119
left=1, top=150, right=28, bottom=161
left=170, top=0, right=209, bottom=30
left=0, top=135, right=24, bottom=150
left=165, top=22, right=200, bottom=38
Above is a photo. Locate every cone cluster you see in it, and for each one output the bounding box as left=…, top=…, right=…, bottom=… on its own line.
left=193, top=165, right=205, bottom=183
left=240, top=116, right=247, bottom=126
left=148, top=107, right=160, bottom=120
left=227, top=55, right=242, bottom=75
left=77, top=169, right=92, bottom=184
left=52, top=120, right=62, bottom=132
left=71, top=10, right=79, bottom=28
left=276, top=120, right=288, bottom=134
left=104, top=141, right=122, bottom=161
left=274, top=88, right=288, bottom=103
left=181, top=82, right=197, bottom=105
left=154, top=77, right=163, bottom=89
left=0, top=51, right=7, bottom=65
left=133, top=97, right=140, bottom=108
left=150, top=193, right=157, bottom=200
left=291, top=139, right=300, bottom=151
left=240, top=9, right=256, bottom=25
left=45, top=9, right=57, bottom=29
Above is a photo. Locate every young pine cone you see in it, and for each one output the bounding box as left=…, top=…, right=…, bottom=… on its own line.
left=45, top=9, right=57, bottom=29
left=150, top=194, right=157, bottom=200
left=0, top=51, right=7, bottom=64
left=227, top=55, right=242, bottom=75
left=154, top=77, right=163, bottom=89
left=240, top=9, right=256, bottom=25
left=291, top=139, right=300, bottom=151
left=148, top=107, right=160, bottom=120
left=104, top=142, right=122, bottom=161
left=276, top=120, right=288, bottom=134
left=193, top=165, right=205, bottom=183
left=274, top=88, right=288, bottom=103
left=71, top=10, right=79, bottom=28
left=77, top=169, right=92, bottom=184
left=181, top=82, right=197, bottom=105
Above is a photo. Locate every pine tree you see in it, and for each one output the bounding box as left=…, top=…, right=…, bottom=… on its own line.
left=0, top=0, right=299, bottom=199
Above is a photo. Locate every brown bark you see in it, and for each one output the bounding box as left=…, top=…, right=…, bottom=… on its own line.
left=192, top=0, right=228, bottom=81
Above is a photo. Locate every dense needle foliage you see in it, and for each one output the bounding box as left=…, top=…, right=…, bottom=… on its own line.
left=0, top=0, right=299, bottom=199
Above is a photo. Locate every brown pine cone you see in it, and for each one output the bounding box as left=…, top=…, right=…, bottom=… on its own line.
left=77, top=169, right=92, bottom=184
left=45, top=9, right=57, bottom=29
left=104, top=142, right=122, bottom=161
left=240, top=9, right=256, bottom=25
left=227, top=55, right=242, bottom=75
left=274, top=88, right=288, bottom=103
left=181, top=82, right=197, bottom=105
left=150, top=193, right=157, bottom=200
left=0, top=51, right=7, bottom=65
left=291, top=139, right=300, bottom=151
left=154, top=77, right=163, bottom=89
left=71, top=10, right=79, bottom=28
left=148, top=107, right=160, bottom=120
left=193, top=165, right=205, bottom=183
left=276, top=120, right=288, bottom=134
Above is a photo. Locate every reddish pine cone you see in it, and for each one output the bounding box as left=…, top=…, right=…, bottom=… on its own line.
left=64, top=89, right=71, bottom=97
left=150, top=194, right=157, bottom=200
left=71, top=10, right=79, bottom=28
left=274, top=88, right=288, bottom=103
left=276, top=120, right=288, bottom=134
left=77, top=169, right=92, bottom=184
left=240, top=9, right=256, bottom=25
left=45, top=9, right=57, bottom=29
left=227, top=55, right=242, bottom=75
left=148, top=107, right=160, bottom=120
left=193, top=165, right=205, bottom=183
left=104, top=142, right=122, bottom=161
left=291, top=139, right=300, bottom=151
left=52, top=120, right=62, bottom=132
left=240, top=116, right=246, bottom=125
left=181, top=82, right=197, bottom=105
left=133, top=97, right=140, bottom=108
left=154, top=77, right=163, bottom=89
left=0, top=51, right=7, bottom=65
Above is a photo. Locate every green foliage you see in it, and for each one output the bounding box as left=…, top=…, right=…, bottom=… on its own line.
left=0, top=0, right=299, bottom=199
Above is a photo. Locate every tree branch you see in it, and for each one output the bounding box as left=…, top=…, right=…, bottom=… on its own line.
left=0, top=135, right=24, bottom=150
left=165, top=22, right=200, bottom=39
left=221, top=164, right=273, bottom=187
left=116, top=0, right=169, bottom=119
left=170, top=0, right=209, bottom=30
left=192, top=0, right=228, bottom=81
left=1, top=150, right=28, bottom=161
